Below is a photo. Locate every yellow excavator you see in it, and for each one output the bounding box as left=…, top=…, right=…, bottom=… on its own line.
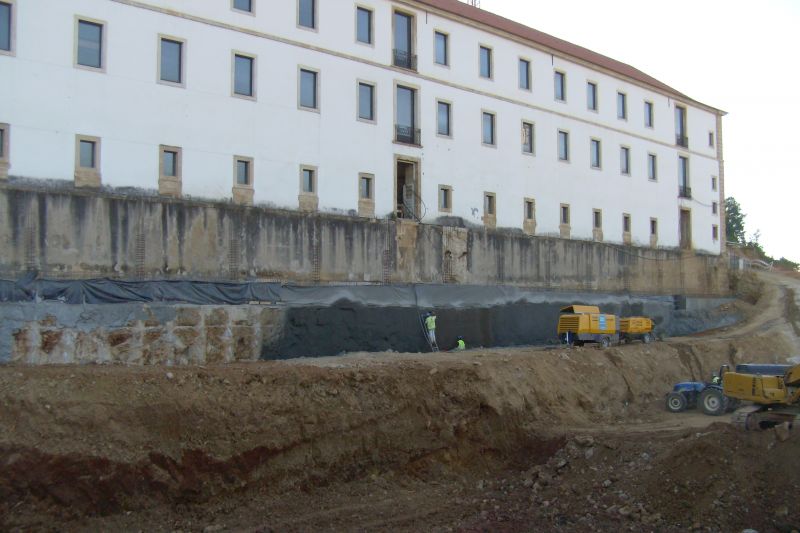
left=701, top=362, right=800, bottom=430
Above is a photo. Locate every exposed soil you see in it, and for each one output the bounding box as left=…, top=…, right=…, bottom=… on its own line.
left=1, top=271, right=800, bottom=532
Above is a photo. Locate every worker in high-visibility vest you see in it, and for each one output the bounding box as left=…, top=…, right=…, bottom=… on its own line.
left=425, top=311, right=437, bottom=344
left=453, top=336, right=466, bottom=351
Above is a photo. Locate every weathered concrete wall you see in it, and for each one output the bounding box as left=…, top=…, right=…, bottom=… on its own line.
left=0, top=181, right=729, bottom=295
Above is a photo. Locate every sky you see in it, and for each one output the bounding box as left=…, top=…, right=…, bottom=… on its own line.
left=477, top=0, right=800, bottom=261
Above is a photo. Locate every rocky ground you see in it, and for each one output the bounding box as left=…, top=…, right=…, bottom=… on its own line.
left=1, top=271, right=799, bottom=532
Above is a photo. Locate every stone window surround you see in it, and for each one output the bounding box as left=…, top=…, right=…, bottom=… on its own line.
left=644, top=100, right=654, bottom=128
left=157, top=34, right=187, bottom=88
left=298, top=164, right=318, bottom=211
left=230, top=0, right=255, bottom=16
left=590, top=137, right=601, bottom=169
left=158, top=144, right=182, bottom=197
left=617, top=90, right=627, bottom=120
left=559, top=202, right=570, bottom=238
left=650, top=217, right=658, bottom=247
left=298, top=65, right=321, bottom=112
left=586, top=80, right=598, bottom=112
left=478, top=44, right=493, bottom=80
left=557, top=129, right=570, bottom=162
left=355, top=4, right=374, bottom=47
left=438, top=184, right=452, bottom=213
left=620, top=144, right=631, bottom=176
left=231, top=50, right=257, bottom=100
left=433, top=29, right=449, bottom=67
left=521, top=120, right=535, bottom=155
left=0, top=122, right=9, bottom=179
left=232, top=155, right=254, bottom=205
left=0, top=0, right=16, bottom=57
left=518, top=56, right=532, bottom=91
left=356, top=79, right=376, bottom=124
left=481, top=109, right=496, bottom=147
left=622, top=213, right=632, bottom=244
left=592, top=208, right=603, bottom=241
left=523, top=197, right=536, bottom=235
left=647, top=152, right=658, bottom=181
left=554, top=69, right=567, bottom=102
left=297, top=0, right=318, bottom=32
left=436, top=98, right=453, bottom=139
left=358, top=172, right=375, bottom=217
left=73, top=15, right=107, bottom=73
left=74, top=134, right=102, bottom=188
left=482, top=191, right=496, bottom=228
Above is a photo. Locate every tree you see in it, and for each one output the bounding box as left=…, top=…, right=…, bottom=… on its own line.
left=725, top=197, right=746, bottom=245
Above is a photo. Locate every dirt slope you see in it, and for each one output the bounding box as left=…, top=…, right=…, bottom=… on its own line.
left=1, top=271, right=799, bottom=532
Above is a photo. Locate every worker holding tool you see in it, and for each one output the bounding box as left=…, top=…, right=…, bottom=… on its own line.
left=425, top=311, right=437, bottom=345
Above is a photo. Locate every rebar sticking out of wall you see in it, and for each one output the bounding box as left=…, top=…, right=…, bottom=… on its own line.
left=134, top=224, right=146, bottom=280
left=228, top=224, right=241, bottom=280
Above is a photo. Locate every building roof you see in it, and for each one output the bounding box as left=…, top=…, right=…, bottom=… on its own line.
left=414, top=0, right=722, bottom=113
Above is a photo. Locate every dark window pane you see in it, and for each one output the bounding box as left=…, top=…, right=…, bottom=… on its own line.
left=558, top=131, right=568, bottom=160
left=77, top=21, right=102, bottom=68
left=435, top=32, right=447, bottom=65
left=160, top=39, right=182, bottom=83
left=234, top=55, right=253, bottom=96
left=396, top=86, right=414, bottom=129
left=299, top=0, right=315, bottom=29
left=360, top=177, right=371, bottom=199
left=79, top=140, right=95, bottom=168
left=300, top=69, right=317, bottom=108
left=587, top=82, right=597, bottom=110
left=358, top=83, right=373, bottom=120
left=394, top=13, right=411, bottom=53
left=522, top=123, right=533, bottom=153
left=163, top=151, right=176, bottom=177
left=480, top=47, right=491, bottom=78
left=437, top=102, right=450, bottom=136
left=519, top=60, right=530, bottom=89
left=617, top=93, right=626, bottom=119
left=357, top=7, right=371, bottom=44
left=233, top=0, right=252, bottom=12
left=439, top=188, right=449, bottom=209
left=0, top=2, right=10, bottom=52
left=237, top=160, right=249, bottom=185
left=645, top=102, right=653, bottom=127
left=482, top=113, right=494, bottom=144
left=303, top=169, right=314, bottom=192
left=0, top=129, right=4, bottom=158
left=555, top=72, right=565, bottom=101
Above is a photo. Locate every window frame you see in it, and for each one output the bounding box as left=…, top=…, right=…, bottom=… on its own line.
left=158, top=144, right=181, bottom=181
left=298, top=66, right=320, bottom=112
left=521, top=120, right=534, bottom=155
left=560, top=203, right=570, bottom=226
left=0, top=122, right=8, bottom=170
left=554, top=70, right=566, bottom=102
left=622, top=213, right=632, bottom=234
left=233, top=155, right=254, bottom=188
left=433, top=30, right=449, bottom=67
left=438, top=184, right=452, bottom=213
left=712, top=225, right=719, bottom=241
left=355, top=5, right=373, bottom=45
left=157, top=34, right=186, bottom=88
left=711, top=176, right=718, bottom=191
left=297, top=0, right=317, bottom=31
left=678, top=155, right=690, bottom=187
left=593, top=208, right=603, bottom=230
left=0, top=0, right=16, bottom=57
left=357, top=80, right=376, bottom=124
left=708, top=131, right=715, bottom=148
left=74, top=16, right=107, bottom=72
left=524, top=198, right=535, bottom=221
left=481, top=110, right=496, bottom=147
left=644, top=100, right=654, bottom=128
left=231, top=51, right=257, bottom=100
left=231, top=0, right=255, bottom=15
left=650, top=218, right=658, bottom=237
left=393, top=81, right=420, bottom=146
left=647, top=152, right=658, bottom=181
left=479, top=44, right=493, bottom=80
left=518, top=57, right=532, bottom=91
left=590, top=138, right=602, bottom=169
left=437, top=99, right=452, bottom=138
left=617, top=91, right=627, bottom=120
left=620, top=145, right=631, bottom=176
left=586, top=80, right=598, bottom=111
left=712, top=201, right=718, bottom=215
left=483, top=191, right=496, bottom=217
left=299, top=164, right=318, bottom=195
left=359, top=172, right=375, bottom=201
left=557, top=129, right=570, bottom=162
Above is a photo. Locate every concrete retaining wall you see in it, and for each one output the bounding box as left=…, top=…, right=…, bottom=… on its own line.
left=0, top=181, right=729, bottom=295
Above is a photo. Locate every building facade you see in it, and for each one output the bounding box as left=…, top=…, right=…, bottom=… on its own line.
left=0, top=0, right=725, bottom=253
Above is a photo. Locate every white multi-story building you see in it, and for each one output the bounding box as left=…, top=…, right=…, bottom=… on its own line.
left=0, top=0, right=725, bottom=253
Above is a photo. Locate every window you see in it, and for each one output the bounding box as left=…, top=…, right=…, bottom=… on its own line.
left=650, top=218, right=658, bottom=237
left=482, top=112, right=495, bottom=146
left=79, top=138, right=97, bottom=169
left=299, top=68, right=318, bottom=110
left=479, top=46, right=492, bottom=79
left=75, top=135, right=101, bottom=187
left=522, top=121, right=534, bottom=154
left=647, top=153, right=657, bottom=180
left=525, top=199, right=535, bottom=220
left=644, top=101, right=654, bottom=128
left=438, top=185, right=452, bottom=212
left=0, top=0, right=13, bottom=54
left=623, top=213, right=631, bottom=233
left=712, top=201, right=718, bottom=215
left=395, top=85, right=418, bottom=145
left=554, top=71, right=566, bottom=101
left=393, top=11, right=415, bottom=70
left=234, top=156, right=253, bottom=186
left=157, top=144, right=182, bottom=196
left=437, top=100, right=451, bottom=137
left=560, top=204, right=570, bottom=225
left=678, top=155, right=689, bottom=188
left=232, top=0, right=253, bottom=13
left=301, top=166, right=316, bottom=193
left=233, top=53, right=255, bottom=98
left=590, top=139, right=601, bottom=169
left=356, top=6, right=372, bottom=44
left=587, top=81, right=597, bottom=111
left=358, top=82, right=375, bottom=122
left=360, top=173, right=374, bottom=200
left=484, top=192, right=496, bottom=216
left=712, top=225, right=719, bottom=241
left=708, top=131, right=715, bottom=148
left=675, top=105, right=687, bottom=146
left=76, top=18, right=104, bottom=70
left=160, top=146, right=179, bottom=178
left=593, top=209, right=602, bottom=229
left=519, top=59, right=531, bottom=90
left=298, top=0, right=316, bottom=29
left=158, top=36, right=184, bottom=86
left=711, top=176, right=718, bottom=191
left=557, top=130, right=569, bottom=161
left=0, top=123, right=7, bottom=179
left=434, top=31, right=448, bottom=66
left=617, top=92, right=627, bottom=120
left=620, top=146, right=630, bottom=175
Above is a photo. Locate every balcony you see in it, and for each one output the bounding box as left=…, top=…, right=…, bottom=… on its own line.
left=395, top=124, right=421, bottom=146
left=678, top=185, right=692, bottom=199
left=676, top=134, right=689, bottom=148
left=393, top=49, right=417, bottom=71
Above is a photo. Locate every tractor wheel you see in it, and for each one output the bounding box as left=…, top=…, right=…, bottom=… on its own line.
left=665, top=392, right=688, bottom=413
left=600, top=337, right=611, bottom=348
left=699, top=388, right=727, bottom=416
left=642, top=333, right=653, bottom=344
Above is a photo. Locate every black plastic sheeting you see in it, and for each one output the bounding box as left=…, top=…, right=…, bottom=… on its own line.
left=0, top=274, right=669, bottom=309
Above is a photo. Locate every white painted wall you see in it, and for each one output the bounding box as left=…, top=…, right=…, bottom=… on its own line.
left=0, top=0, right=724, bottom=253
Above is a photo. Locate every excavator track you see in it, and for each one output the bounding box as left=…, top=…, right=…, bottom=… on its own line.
left=731, top=407, right=760, bottom=431
left=731, top=406, right=797, bottom=431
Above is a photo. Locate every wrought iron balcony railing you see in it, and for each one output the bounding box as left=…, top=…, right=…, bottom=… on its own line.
left=676, top=134, right=689, bottom=148
left=678, top=185, right=692, bottom=199
left=393, top=49, right=417, bottom=70
left=395, top=124, right=421, bottom=146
